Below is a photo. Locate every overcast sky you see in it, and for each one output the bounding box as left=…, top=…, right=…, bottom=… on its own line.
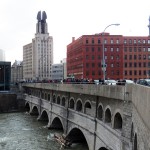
left=0, top=0, right=150, bottom=64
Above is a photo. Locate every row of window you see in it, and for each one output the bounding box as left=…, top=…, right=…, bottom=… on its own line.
left=124, top=70, right=150, bottom=76
left=124, top=47, right=150, bottom=52
left=124, top=55, right=150, bottom=60
left=124, top=62, right=150, bottom=67
left=85, top=38, right=150, bottom=45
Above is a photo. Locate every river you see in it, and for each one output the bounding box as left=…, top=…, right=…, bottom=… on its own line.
left=0, top=112, right=88, bottom=150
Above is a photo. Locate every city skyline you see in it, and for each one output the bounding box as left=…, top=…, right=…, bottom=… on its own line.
left=0, top=0, right=150, bottom=64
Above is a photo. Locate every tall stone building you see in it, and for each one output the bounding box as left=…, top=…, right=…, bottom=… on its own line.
left=23, top=11, right=53, bottom=81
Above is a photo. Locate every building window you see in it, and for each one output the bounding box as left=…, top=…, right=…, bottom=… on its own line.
left=134, top=63, right=137, bottom=67
left=92, top=55, right=94, bottom=60
left=111, top=56, right=114, bottom=59
left=134, top=55, right=137, bottom=60
left=124, top=47, right=127, bottom=52
left=148, top=62, right=150, bottom=67
left=139, top=55, right=141, bottom=60
left=98, top=63, right=101, bottom=67
left=92, top=39, right=94, bottom=44
left=143, top=40, right=146, bottom=44
left=139, top=62, right=141, bottom=67
left=139, top=70, right=141, bottom=75
left=86, top=71, right=89, bottom=76
left=129, top=55, right=132, bottom=60
left=116, top=48, right=119, bottom=52
left=134, top=47, right=137, bottom=52
left=92, top=71, right=95, bottom=76
left=134, top=70, right=137, bottom=75
left=111, top=48, right=113, bottom=52
left=116, top=62, right=119, bottom=67
left=116, top=39, right=119, bottom=44
left=124, top=63, right=127, bottom=67
left=105, top=56, right=107, bottom=59
left=86, top=39, right=88, bottom=44
left=111, top=64, right=114, bottom=67
left=138, top=39, right=141, bottom=44
left=92, top=47, right=94, bottom=52
left=149, top=55, right=150, bottom=60
left=124, top=55, right=127, bottom=60
left=105, top=48, right=107, bottom=51
left=134, top=39, right=136, bottom=44
left=143, top=55, right=146, bottom=59
left=98, top=39, right=101, bottom=44
left=129, top=47, right=132, bottom=52
left=143, top=62, right=146, bottom=67
left=148, top=48, right=150, bottom=52
left=98, top=47, right=101, bottom=51
left=129, top=63, right=132, bottom=67
left=143, top=47, right=146, bottom=52
left=129, top=39, right=132, bottom=44
left=98, top=55, right=101, bottom=59
left=92, top=63, right=95, bottom=67
left=124, top=39, right=127, bottom=44
left=86, top=63, right=89, bottom=68
left=144, top=70, right=146, bottom=75
left=86, top=47, right=89, bottom=52
left=104, top=39, right=107, bottom=44
left=124, top=71, right=127, bottom=75
left=111, top=39, right=113, bottom=44
left=129, top=71, right=132, bottom=75
left=148, top=40, right=150, bottom=44
left=138, top=47, right=141, bottom=52
left=111, top=71, right=114, bottom=75
left=116, top=70, right=119, bottom=75
left=116, top=55, right=119, bottom=60
left=86, top=55, right=89, bottom=59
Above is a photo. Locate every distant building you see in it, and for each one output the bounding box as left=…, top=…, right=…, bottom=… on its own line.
left=23, top=11, right=53, bottom=81
left=11, top=60, right=23, bottom=83
left=0, top=49, right=5, bottom=61
left=67, top=33, right=150, bottom=81
left=0, top=61, right=11, bottom=91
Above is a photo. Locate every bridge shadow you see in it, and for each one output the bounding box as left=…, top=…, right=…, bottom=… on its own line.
left=49, top=117, right=63, bottom=131
left=66, top=128, right=88, bottom=149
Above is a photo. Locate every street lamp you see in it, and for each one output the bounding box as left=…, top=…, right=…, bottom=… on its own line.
left=102, top=23, right=120, bottom=83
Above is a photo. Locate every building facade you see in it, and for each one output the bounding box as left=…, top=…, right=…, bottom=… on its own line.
left=0, top=61, right=11, bottom=91
left=11, top=60, right=23, bottom=83
left=67, top=34, right=150, bottom=81
left=23, top=11, right=53, bottom=81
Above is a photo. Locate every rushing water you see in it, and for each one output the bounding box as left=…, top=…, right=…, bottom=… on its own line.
left=0, top=112, right=88, bottom=150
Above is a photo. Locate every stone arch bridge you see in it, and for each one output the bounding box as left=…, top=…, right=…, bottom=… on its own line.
left=22, top=83, right=150, bottom=150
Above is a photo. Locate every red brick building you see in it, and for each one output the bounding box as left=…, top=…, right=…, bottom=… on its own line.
left=67, top=33, right=150, bottom=81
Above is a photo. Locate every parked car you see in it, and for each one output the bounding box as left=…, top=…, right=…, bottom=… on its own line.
left=136, top=79, right=150, bottom=87
left=105, top=80, right=117, bottom=85
left=116, top=79, right=134, bottom=85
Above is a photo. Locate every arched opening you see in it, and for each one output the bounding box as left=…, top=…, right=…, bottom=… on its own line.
left=40, top=110, right=49, bottom=123
left=76, top=100, right=82, bottom=112
left=50, top=117, right=63, bottom=131
left=66, top=128, right=88, bottom=149
left=84, top=101, right=91, bottom=115
left=48, top=94, right=50, bottom=101
left=62, top=97, right=66, bottom=107
left=131, top=123, right=134, bottom=142
left=133, top=133, right=137, bottom=150
left=25, top=103, right=30, bottom=112
left=105, top=108, right=111, bottom=123
left=114, top=112, right=122, bottom=129
left=30, top=106, right=39, bottom=116
left=69, top=99, right=74, bottom=109
left=98, top=147, right=109, bottom=150
left=57, top=96, right=61, bottom=104
left=97, top=105, right=103, bottom=120
left=53, top=95, right=56, bottom=103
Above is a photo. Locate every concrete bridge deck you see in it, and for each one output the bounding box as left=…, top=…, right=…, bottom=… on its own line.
left=22, top=83, right=150, bottom=150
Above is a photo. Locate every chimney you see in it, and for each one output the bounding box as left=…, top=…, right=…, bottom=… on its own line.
left=72, top=37, right=75, bottom=42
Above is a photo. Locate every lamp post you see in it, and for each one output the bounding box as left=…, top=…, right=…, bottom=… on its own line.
left=102, top=24, right=120, bottom=83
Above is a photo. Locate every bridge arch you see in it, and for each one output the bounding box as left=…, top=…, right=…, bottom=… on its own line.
left=76, top=99, right=83, bottom=112
left=61, top=96, right=66, bottom=107
left=113, top=112, right=123, bottom=130
left=40, top=110, right=49, bottom=122
left=66, top=127, right=89, bottom=149
left=25, top=102, right=30, bottom=112
left=97, top=103, right=104, bottom=120
left=57, top=95, right=61, bottom=104
left=104, top=106, right=112, bottom=124
left=31, top=105, right=39, bottom=116
left=50, top=117, right=64, bottom=131
left=52, top=94, right=56, bottom=103
left=98, top=147, right=109, bottom=150
left=69, top=98, right=75, bottom=109
left=84, top=100, right=92, bottom=115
